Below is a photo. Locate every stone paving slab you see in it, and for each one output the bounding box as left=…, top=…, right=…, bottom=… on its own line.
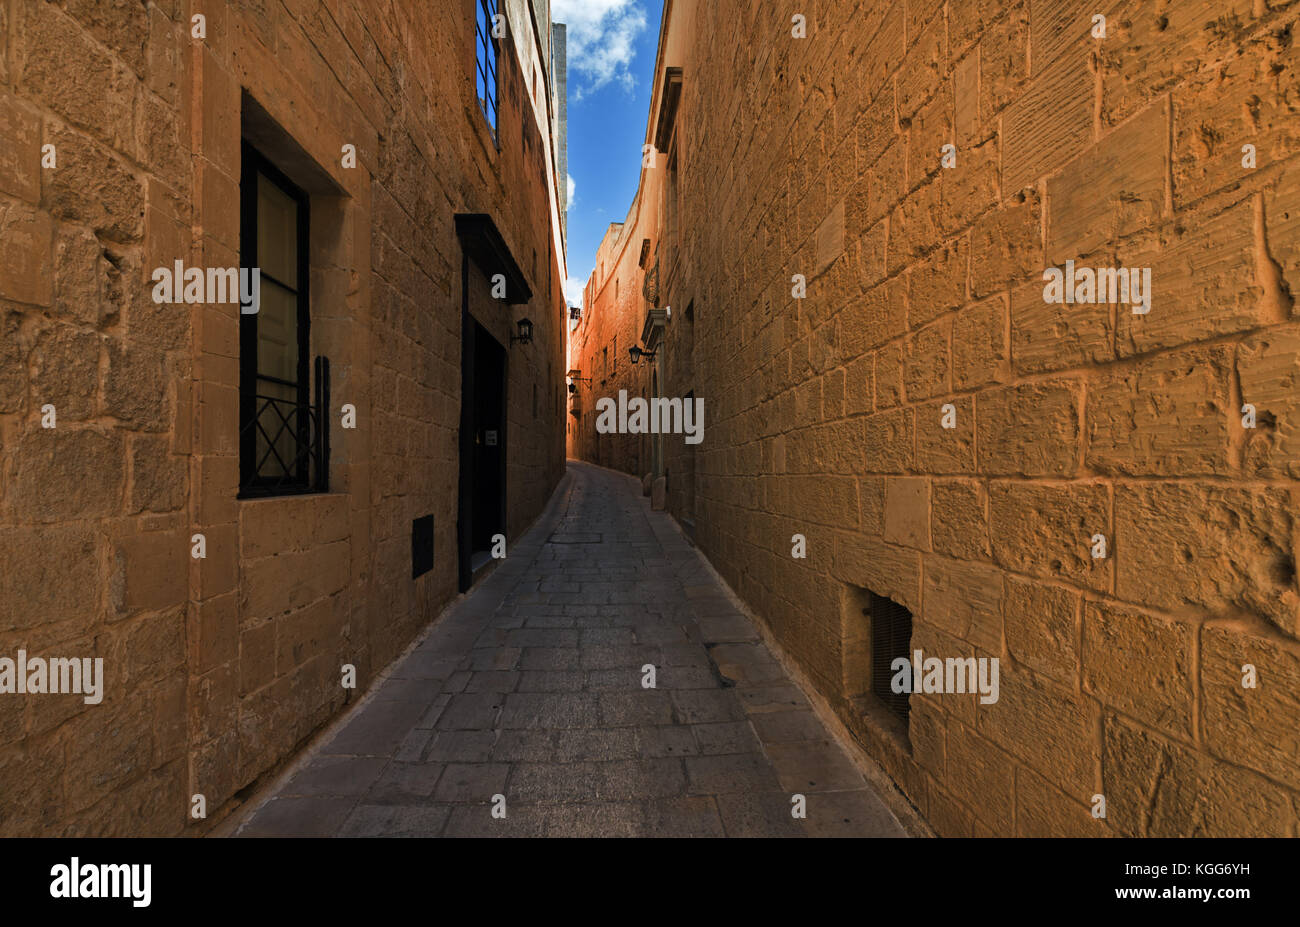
left=235, top=462, right=907, bottom=838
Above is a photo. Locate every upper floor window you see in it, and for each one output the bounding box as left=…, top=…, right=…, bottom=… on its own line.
left=475, top=0, right=500, bottom=139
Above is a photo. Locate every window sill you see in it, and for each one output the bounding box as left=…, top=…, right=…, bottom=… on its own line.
left=844, top=694, right=912, bottom=755
left=237, top=487, right=339, bottom=502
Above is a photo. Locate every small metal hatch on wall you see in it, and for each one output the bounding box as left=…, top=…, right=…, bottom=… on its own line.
left=411, top=515, right=434, bottom=579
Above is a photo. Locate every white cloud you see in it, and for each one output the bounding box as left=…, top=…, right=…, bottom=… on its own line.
left=553, top=0, right=649, bottom=98
left=565, top=273, right=588, bottom=308
left=567, top=173, right=576, bottom=209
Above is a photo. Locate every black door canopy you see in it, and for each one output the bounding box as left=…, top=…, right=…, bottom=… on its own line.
left=454, top=213, right=533, bottom=305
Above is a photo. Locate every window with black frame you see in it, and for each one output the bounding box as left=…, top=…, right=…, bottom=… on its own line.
left=239, top=143, right=328, bottom=497
left=475, top=0, right=500, bottom=139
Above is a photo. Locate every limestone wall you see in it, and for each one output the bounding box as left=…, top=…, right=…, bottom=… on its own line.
left=571, top=0, right=1300, bottom=836
left=0, top=0, right=567, bottom=835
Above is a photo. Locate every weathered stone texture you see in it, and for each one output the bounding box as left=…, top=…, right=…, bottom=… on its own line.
left=1115, top=483, right=1299, bottom=638
left=1, top=0, right=567, bottom=836
left=567, top=0, right=1300, bottom=836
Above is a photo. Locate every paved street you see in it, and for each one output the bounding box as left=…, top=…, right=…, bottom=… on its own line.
left=235, top=462, right=907, bottom=837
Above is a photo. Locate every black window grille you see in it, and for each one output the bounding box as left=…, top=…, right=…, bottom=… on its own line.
left=239, top=144, right=329, bottom=498
left=475, top=0, right=500, bottom=140
left=869, top=592, right=913, bottom=726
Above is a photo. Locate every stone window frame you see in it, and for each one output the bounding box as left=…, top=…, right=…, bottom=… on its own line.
left=841, top=585, right=913, bottom=751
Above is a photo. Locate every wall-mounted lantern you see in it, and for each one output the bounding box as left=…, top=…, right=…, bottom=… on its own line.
left=629, top=345, right=657, bottom=366
left=510, top=317, right=534, bottom=346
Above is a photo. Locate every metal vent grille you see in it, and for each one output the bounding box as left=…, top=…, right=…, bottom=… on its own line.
left=869, top=593, right=912, bottom=725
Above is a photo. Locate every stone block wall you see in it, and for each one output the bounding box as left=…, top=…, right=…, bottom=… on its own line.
left=0, top=0, right=566, bottom=835
left=574, top=0, right=1300, bottom=836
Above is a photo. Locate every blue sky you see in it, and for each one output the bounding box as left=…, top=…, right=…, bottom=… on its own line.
left=554, top=0, right=665, bottom=307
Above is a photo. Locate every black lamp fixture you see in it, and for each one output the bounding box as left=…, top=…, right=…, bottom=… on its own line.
left=629, top=344, right=657, bottom=365
left=510, top=317, right=534, bottom=346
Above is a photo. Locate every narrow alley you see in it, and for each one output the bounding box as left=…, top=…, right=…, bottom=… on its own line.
left=2, top=0, right=1297, bottom=861
left=233, top=462, right=908, bottom=838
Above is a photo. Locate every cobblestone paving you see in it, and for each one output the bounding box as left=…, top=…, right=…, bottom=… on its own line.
left=236, top=462, right=907, bottom=837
